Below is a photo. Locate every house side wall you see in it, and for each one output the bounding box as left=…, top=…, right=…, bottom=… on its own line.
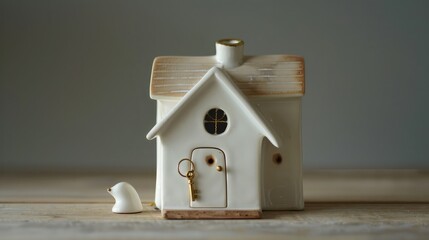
left=253, top=97, right=304, bottom=210
left=155, top=100, right=179, bottom=209
left=157, top=82, right=264, bottom=211
left=154, top=104, right=161, bottom=208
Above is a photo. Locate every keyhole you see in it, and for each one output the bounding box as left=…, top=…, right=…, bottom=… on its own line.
left=206, top=156, right=215, bottom=165
left=273, top=153, right=282, bottom=165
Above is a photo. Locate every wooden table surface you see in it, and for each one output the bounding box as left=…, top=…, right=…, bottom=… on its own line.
left=1, top=171, right=428, bottom=240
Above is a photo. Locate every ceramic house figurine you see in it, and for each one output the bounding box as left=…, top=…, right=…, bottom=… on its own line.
left=146, top=39, right=305, bottom=219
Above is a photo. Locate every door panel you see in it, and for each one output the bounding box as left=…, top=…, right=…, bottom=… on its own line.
left=190, top=148, right=227, bottom=208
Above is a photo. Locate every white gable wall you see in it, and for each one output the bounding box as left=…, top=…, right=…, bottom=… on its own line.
left=157, top=77, right=265, bottom=211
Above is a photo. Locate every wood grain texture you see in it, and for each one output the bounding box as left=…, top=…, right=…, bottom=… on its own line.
left=1, top=203, right=428, bottom=240
left=150, top=55, right=304, bottom=98
left=162, top=210, right=262, bottom=219
left=304, top=169, right=429, bottom=202
left=0, top=172, right=156, bottom=203
left=1, top=171, right=429, bottom=239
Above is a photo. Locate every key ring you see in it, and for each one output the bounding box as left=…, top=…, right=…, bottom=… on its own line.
left=177, top=158, right=195, bottom=177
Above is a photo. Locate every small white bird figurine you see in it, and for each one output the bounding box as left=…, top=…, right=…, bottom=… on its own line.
left=107, top=182, right=143, bottom=213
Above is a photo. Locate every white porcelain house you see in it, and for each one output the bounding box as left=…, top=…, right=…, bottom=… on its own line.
left=146, top=39, right=305, bottom=219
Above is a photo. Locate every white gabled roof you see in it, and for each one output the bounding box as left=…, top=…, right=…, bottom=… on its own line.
left=146, top=67, right=280, bottom=148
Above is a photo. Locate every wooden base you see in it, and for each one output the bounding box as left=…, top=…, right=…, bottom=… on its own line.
left=162, top=210, right=262, bottom=219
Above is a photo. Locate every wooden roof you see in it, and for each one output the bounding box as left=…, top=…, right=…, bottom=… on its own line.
left=150, top=55, right=305, bottom=99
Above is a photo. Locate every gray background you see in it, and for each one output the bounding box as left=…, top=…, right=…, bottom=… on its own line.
left=1, top=0, right=428, bottom=172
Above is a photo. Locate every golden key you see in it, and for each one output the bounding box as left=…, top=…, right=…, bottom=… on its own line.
left=178, top=158, right=198, bottom=202
left=186, top=170, right=198, bottom=201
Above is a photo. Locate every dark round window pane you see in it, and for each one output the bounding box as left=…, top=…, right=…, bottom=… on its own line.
left=204, top=108, right=228, bottom=135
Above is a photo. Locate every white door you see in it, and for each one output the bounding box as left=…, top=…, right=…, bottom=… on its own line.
left=190, top=148, right=227, bottom=208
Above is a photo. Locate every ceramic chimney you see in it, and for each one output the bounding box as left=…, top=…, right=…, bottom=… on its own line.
left=215, top=39, right=244, bottom=69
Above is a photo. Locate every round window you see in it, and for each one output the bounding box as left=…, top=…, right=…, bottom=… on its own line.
left=204, top=108, right=228, bottom=135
